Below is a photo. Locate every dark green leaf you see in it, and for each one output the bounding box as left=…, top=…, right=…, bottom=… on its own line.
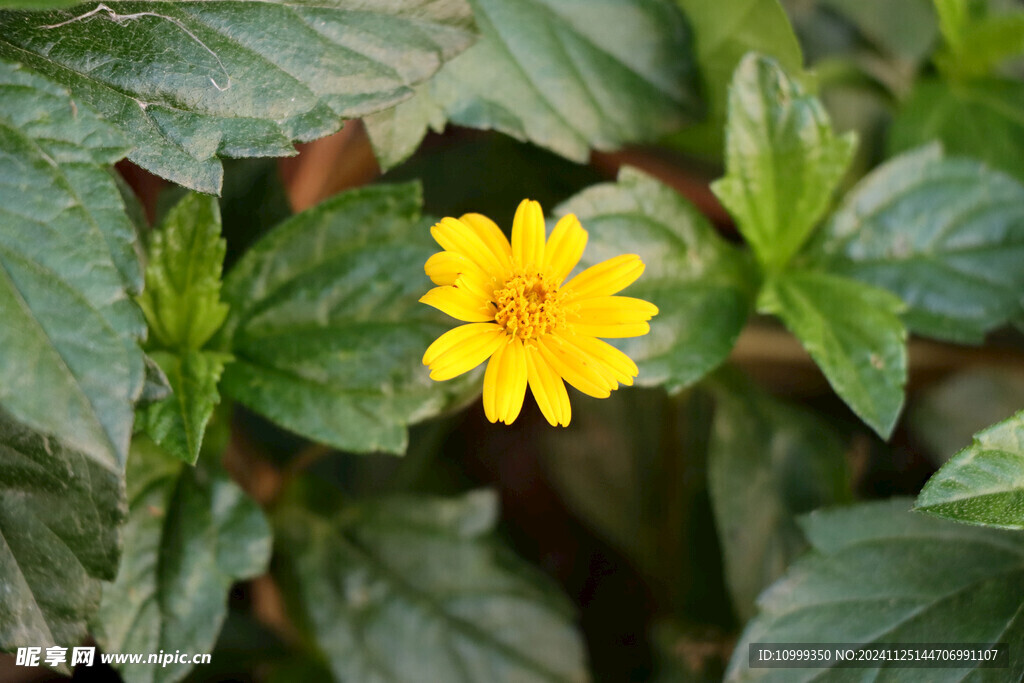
left=275, top=489, right=589, bottom=682
left=820, top=0, right=938, bottom=61
left=112, top=169, right=150, bottom=239
left=0, top=60, right=144, bottom=469
left=889, top=79, right=1024, bottom=183
left=908, top=368, right=1024, bottom=465
left=802, top=144, right=1024, bottom=344
left=706, top=369, right=850, bottom=622
left=712, top=54, right=856, bottom=271
left=538, top=388, right=730, bottom=621
left=0, top=409, right=125, bottom=670
left=139, top=353, right=172, bottom=407
left=93, top=436, right=271, bottom=683
left=366, top=0, right=700, bottom=170
left=758, top=270, right=907, bottom=438
left=137, top=350, right=229, bottom=465
left=670, top=0, right=802, bottom=158
left=726, top=498, right=1024, bottom=681
left=0, top=1, right=477, bottom=193
left=916, top=410, right=1024, bottom=529
left=218, top=182, right=477, bottom=455
left=0, top=0, right=79, bottom=8
left=139, top=192, right=229, bottom=351
left=556, top=167, right=753, bottom=394
left=539, top=388, right=691, bottom=576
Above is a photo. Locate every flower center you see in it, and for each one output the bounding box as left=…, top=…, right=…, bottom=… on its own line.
left=493, top=269, right=567, bottom=341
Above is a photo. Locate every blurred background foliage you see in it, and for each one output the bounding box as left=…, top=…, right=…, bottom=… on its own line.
left=199, top=55, right=1024, bottom=683
left=2, top=0, right=1024, bottom=681
left=191, top=1, right=1024, bottom=673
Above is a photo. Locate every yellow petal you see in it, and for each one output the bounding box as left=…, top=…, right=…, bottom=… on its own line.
left=526, top=345, right=571, bottom=426
left=564, top=254, right=645, bottom=298
left=559, top=334, right=638, bottom=386
left=572, top=322, right=651, bottom=339
left=423, top=322, right=500, bottom=365
left=575, top=296, right=659, bottom=324
left=495, top=339, right=528, bottom=424
left=423, top=251, right=493, bottom=303
left=425, top=251, right=488, bottom=288
left=559, top=339, right=619, bottom=389
left=460, top=212, right=513, bottom=274
left=431, top=217, right=506, bottom=277
left=454, top=273, right=495, bottom=302
left=537, top=337, right=612, bottom=398
left=430, top=330, right=505, bottom=381
left=544, top=214, right=587, bottom=285
left=420, top=286, right=495, bottom=322
left=482, top=342, right=505, bottom=423
left=511, top=199, right=545, bottom=268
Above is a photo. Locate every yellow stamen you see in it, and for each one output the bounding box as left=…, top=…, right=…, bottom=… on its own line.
left=493, top=268, right=569, bottom=342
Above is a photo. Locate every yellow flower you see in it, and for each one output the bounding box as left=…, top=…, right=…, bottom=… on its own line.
left=420, top=199, right=658, bottom=427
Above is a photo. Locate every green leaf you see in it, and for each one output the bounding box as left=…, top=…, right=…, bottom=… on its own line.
left=916, top=410, right=1024, bottom=529
left=932, top=0, right=1024, bottom=77
left=93, top=436, right=271, bottom=683
left=135, top=192, right=232, bottom=462
left=0, top=60, right=144, bottom=470
left=538, top=388, right=731, bottom=620
left=726, top=498, right=1024, bottom=681
left=275, top=489, right=589, bottom=682
left=820, top=0, right=938, bottom=61
left=555, top=167, right=753, bottom=394
left=139, top=353, right=172, bottom=407
left=758, top=270, right=907, bottom=438
left=711, top=54, right=856, bottom=271
left=0, top=1, right=477, bottom=193
left=802, top=144, right=1024, bottom=344
left=670, top=0, right=802, bottom=158
left=939, top=13, right=1024, bottom=77
left=539, top=388, right=700, bottom=578
left=138, top=192, right=229, bottom=351
left=366, top=0, right=700, bottom=170
left=218, top=182, right=477, bottom=455
left=136, top=350, right=229, bottom=465
left=889, top=79, right=1024, bottom=183
left=706, top=369, right=850, bottom=622
left=934, top=0, right=971, bottom=52
left=0, top=409, right=125, bottom=670
left=0, top=0, right=78, bottom=8
left=112, top=168, right=150, bottom=241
